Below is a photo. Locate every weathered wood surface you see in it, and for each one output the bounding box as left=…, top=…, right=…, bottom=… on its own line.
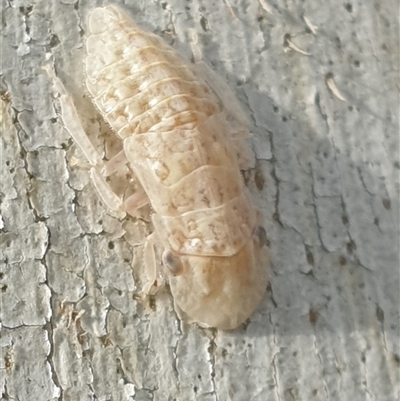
left=1, top=1, right=398, bottom=400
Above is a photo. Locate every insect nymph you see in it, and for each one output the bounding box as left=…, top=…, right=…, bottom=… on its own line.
left=48, top=6, right=269, bottom=329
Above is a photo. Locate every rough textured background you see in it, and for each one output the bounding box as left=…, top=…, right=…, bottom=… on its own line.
left=1, top=0, right=399, bottom=400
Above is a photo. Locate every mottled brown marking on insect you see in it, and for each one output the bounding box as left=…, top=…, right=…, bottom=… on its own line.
left=48, top=6, right=269, bottom=330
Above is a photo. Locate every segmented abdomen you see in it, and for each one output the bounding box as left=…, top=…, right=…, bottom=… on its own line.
left=86, top=8, right=216, bottom=137
left=86, top=7, right=256, bottom=257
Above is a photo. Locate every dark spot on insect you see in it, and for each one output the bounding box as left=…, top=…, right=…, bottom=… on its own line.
left=49, top=34, right=60, bottom=48
left=308, top=307, right=319, bottom=326
left=254, top=170, right=265, bottom=191
left=9, top=168, right=14, bottom=174
left=346, top=241, right=356, bottom=253
left=197, top=374, right=202, bottom=380
left=200, top=16, right=208, bottom=31
left=108, top=241, right=114, bottom=250
left=1, top=285, right=7, bottom=292
left=98, top=219, right=103, bottom=225
left=354, top=60, right=360, bottom=67
left=361, top=353, right=366, bottom=363
left=257, top=15, right=264, bottom=22
left=193, top=385, right=198, bottom=394
left=348, top=105, right=354, bottom=111
left=342, top=215, right=349, bottom=225
left=161, top=2, right=168, bottom=10
left=322, top=152, right=328, bottom=158
left=306, top=251, right=314, bottom=266
left=381, top=43, right=388, bottom=51
left=339, top=256, right=347, bottom=266
left=393, top=354, right=400, bottom=365
left=5, top=161, right=10, bottom=166
left=345, top=3, right=353, bottom=13
left=0, top=272, right=4, bottom=279
left=312, top=389, right=318, bottom=396
left=374, top=217, right=379, bottom=226
left=273, top=106, right=279, bottom=113
left=163, top=251, right=183, bottom=276
left=149, top=294, right=156, bottom=311
left=293, top=351, right=297, bottom=357
left=382, top=199, right=391, bottom=210
left=376, top=306, right=384, bottom=323
left=335, top=36, right=342, bottom=49
left=282, top=116, right=288, bottom=122
left=221, top=348, right=228, bottom=357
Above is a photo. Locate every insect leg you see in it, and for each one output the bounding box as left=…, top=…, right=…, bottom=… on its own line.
left=45, top=65, right=150, bottom=217
left=102, top=150, right=128, bottom=177
left=90, top=168, right=149, bottom=218
left=44, top=65, right=103, bottom=167
left=90, top=168, right=126, bottom=218
left=123, top=189, right=149, bottom=216
left=142, top=232, right=162, bottom=294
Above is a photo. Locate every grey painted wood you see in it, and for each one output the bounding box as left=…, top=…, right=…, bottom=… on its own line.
left=1, top=1, right=398, bottom=400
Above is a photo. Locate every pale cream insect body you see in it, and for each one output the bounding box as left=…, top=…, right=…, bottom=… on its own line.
left=51, top=6, right=269, bottom=330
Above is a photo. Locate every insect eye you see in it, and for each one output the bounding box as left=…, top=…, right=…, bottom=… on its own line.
left=162, top=250, right=183, bottom=276
left=253, top=226, right=267, bottom=248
